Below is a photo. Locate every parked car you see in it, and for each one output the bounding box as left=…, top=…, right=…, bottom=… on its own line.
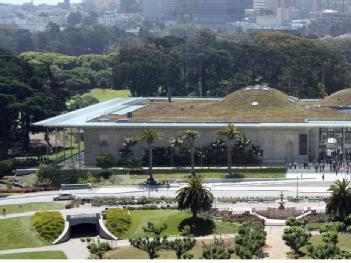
left=53, top=193, right=75, bottom=201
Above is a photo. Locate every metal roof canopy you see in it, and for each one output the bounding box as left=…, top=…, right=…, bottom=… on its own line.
left=33, top=97, right=351, bottom=129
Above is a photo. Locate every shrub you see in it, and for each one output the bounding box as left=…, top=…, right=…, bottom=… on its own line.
left=0, top=160, right=13, bottom=179
left=32, top=211, right=65, bottom=242
left=320, top=222, right=345, bottom=233
left=235, top=222, right=267, bottom=259
left=347, top=225, right=351, bottom=233
left=282, top=226, right=310, bottom=258
left=202, top=237, right=233, bottom=259
left=105, top=208, right=131, bottom=237
left=96, top=152, right=115, bottom=177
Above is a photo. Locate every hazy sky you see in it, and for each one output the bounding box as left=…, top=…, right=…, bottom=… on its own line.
left=0, top=0, right=81, bottom=5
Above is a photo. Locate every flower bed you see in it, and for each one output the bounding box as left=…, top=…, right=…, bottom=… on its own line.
left=105, top=208, right=131, bottom=238
left=32, top=211, right=64, bottom=242
left=0, top=187, right=57, bottom=193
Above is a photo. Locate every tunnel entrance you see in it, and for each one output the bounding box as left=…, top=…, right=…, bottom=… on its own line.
left=70, top=223, right=98, bottom=238
left=53, top=213, right=117, bottom=244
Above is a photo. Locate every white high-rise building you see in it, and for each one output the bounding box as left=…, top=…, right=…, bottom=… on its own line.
left=143, top=0, right=163, bottom=19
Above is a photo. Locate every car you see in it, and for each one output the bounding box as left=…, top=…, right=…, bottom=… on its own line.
left=53, top=193, right=75, bottom=201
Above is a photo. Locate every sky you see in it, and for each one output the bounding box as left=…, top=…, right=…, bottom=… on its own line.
left=0, top=0, right=81, bottom=5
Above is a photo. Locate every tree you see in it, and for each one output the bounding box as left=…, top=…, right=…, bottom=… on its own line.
left=286, top=217, right=308, bottom=228
left=176, top=175, right=214, bottom=218
left=307, top=243, right=351, bottom=259
left=96, top=152, right=115, bottom=176
left=169, top=238, right=196, bottom=259
left=282, top=226, right=311, bottom=258
left=129, top=222, right=168, bottom=259
left=202, top=237, right=233, bottom=259
left=139, top=128, right=162, bottom=182
left=327, top=179, right=351, bottom=220
left=182, top=130, right=199, bottom=175
left=235, top=222, right=267, bottom=259
left=87, top=239, right=112, bottom=259
left=217, top=123, right=240, bottom=176
left=67, top=12, right=82, bottom=27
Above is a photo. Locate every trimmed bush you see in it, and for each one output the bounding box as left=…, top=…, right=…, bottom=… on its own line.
left=105, top=208, right=131, bottom=237
left=0, top=160, right=13, bottom=179
left=32, top=211, right=64, bottom=242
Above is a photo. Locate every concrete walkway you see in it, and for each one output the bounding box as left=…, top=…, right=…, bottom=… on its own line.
left=263, top=225, right=290, bottom=259
left=0, top=238, right=90, bottom=259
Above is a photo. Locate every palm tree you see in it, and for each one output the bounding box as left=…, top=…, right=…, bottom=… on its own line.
left=140, top=128, right=162, bottom=181
left=169, top=136, right=183, bottom=167
left=218, top=123, right=240, bottom=176
left=182, top=130, right=199, bottom=176
left=176, top=175, right=214, bottom=218
left=326, top=179, right=351, bottom=220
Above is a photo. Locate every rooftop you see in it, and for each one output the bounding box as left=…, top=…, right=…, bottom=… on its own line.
left=34, top=87, right=351, bottom=128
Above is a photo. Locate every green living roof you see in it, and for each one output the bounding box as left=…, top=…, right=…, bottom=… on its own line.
left=126, top=87, right=351, bottom=123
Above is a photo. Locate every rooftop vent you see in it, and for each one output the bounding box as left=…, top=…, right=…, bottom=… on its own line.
left=254, top=85, right=261, bottom=90
left=251, top=101, right=259, bottom=106
left=117, top=119, right=130, bottom=123
left=245, top=86, right=252, bottom=91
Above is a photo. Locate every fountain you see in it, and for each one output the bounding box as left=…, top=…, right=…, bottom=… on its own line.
left=252, top=192, right=308, bottom=220
left=278, top=191, right=286, bottom=210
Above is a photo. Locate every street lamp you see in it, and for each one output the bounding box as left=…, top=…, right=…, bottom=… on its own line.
left=296, top=176, right=299, bottom=200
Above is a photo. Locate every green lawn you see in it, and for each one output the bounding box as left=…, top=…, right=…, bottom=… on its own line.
left=130, top=168, right=286, bottom=180
left=0, top=217, right=49, bottom=250
left=0, top=202, right=67, bottom=215
left=105, top=239, right=237, bottom=259
left=118, top=210, right=238, bottom=240
left=83, top=88, right=131, bottom=102
left=48, top=142, right=84, bottom=162
left=308, top=233, right=351, bottom=253
left=0, top=251, right=67, bottom=259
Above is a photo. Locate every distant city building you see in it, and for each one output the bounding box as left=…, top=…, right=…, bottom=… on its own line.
left=143, top=0, right=252, bottom=25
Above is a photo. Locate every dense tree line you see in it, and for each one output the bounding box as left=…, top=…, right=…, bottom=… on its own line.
left=1, top=23, right=350, bottom=98
left=20, top=52, right=115, bottom=95
left=113, top=30, right=351, bottom=98
left=0, top=49, right=69, bottom=160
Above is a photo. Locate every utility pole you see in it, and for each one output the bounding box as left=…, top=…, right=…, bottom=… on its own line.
left=296, top=176, right=299, bottom=200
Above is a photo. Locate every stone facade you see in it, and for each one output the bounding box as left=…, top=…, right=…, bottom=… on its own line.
left=84, top=126, right=319, bottom=166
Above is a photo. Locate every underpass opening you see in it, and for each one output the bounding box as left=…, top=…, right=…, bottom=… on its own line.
left=70, top=223, right=98, bottom=238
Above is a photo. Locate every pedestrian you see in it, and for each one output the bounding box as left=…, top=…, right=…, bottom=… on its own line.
left=322, top=174, right=325, bottom=180
left=2, top=208, right=6, bottom=217
left=336, top=166, right=339, bottom=176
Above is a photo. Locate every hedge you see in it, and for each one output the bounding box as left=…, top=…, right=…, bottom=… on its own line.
left=32, top=211, right=65, bottom=242
left=0, top=187, right=57, bottom=193
left=105, top=208, right=131, bottom=238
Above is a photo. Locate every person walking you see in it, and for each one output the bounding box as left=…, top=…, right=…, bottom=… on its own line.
left=2, top=208, right=6, bottom=217
left=322, top=174, right=325, bottom=180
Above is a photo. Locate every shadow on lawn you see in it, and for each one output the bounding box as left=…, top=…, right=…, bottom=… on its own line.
left=178, top=217, right=215, bottom=236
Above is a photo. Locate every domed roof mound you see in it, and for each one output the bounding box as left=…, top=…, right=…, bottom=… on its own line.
left=322, top=89, right=351, bottom=106
left=217, top=86, right=293, bottom=110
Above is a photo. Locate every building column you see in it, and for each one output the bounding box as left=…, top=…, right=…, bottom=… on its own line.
left=77, top=128, right=81, bottom=170
left=315, top=128, right=319, bottom=162
left=343, top=127, right=346, bottom=166
left=46, top=127, right=49, bottom=161
left=63, top=129, right=66, bottom=164
left=70, top=128, right=74, bottom=170
left=55, top=128, right=58, bottom=164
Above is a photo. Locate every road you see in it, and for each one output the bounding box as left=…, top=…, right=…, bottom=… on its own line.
left=0, top=175, right=339, bottom=205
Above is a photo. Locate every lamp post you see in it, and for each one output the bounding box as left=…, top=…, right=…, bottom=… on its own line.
left=296, top=176, right=299, bottom=200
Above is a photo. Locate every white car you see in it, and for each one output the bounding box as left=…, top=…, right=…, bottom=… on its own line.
left=53, top=193, right=75, bottom=201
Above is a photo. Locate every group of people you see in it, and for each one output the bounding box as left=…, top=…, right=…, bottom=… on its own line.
left=288, top=159, right=351, bottom=178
